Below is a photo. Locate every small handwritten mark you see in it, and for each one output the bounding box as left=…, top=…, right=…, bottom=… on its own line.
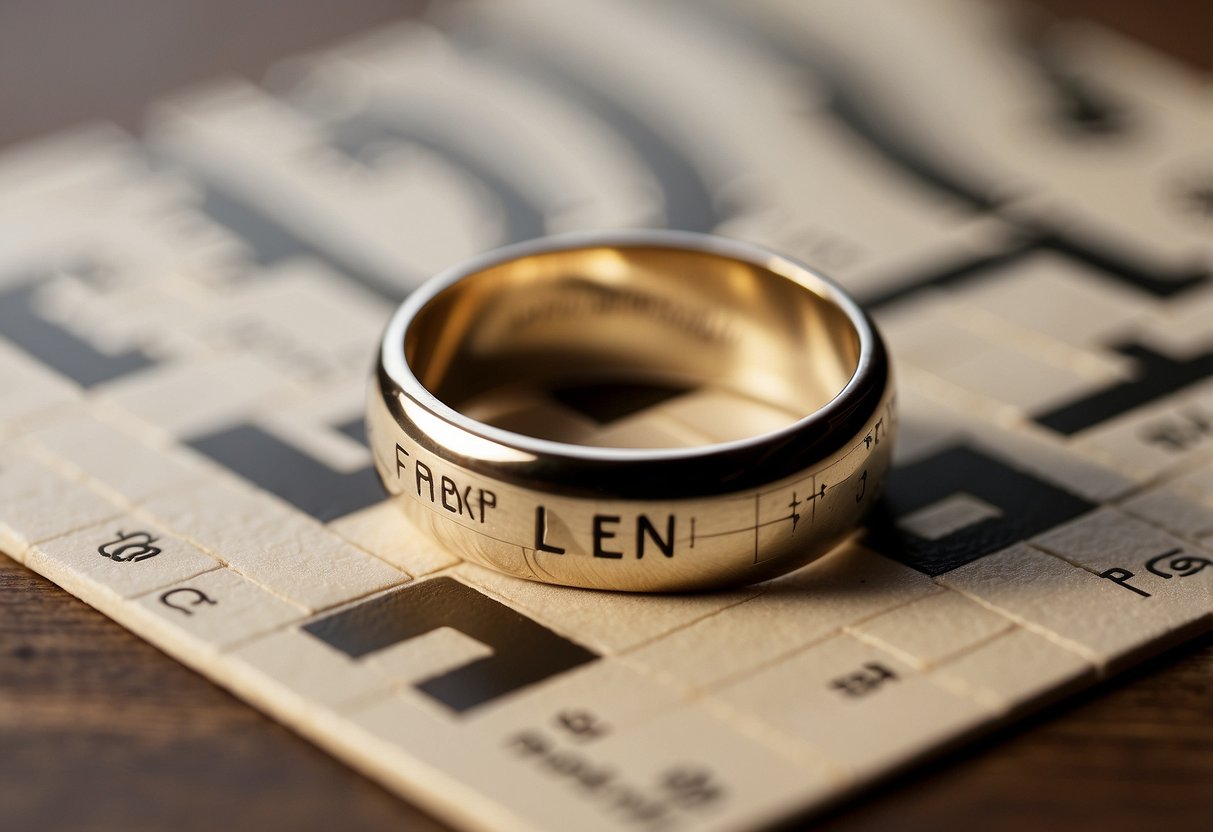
left=98, top=530, right=161, bottom=563
left=159, top=587, right=218, bottom=616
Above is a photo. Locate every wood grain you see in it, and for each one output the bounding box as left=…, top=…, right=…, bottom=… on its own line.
left=0, top=0, right=416, bottom=147
left=4, top=552, right=1212, bottom=832
left=0, top=558, right=447, bottom=832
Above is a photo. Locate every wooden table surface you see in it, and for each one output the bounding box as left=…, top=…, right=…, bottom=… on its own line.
left=2, top=2, right=1211, bottom=830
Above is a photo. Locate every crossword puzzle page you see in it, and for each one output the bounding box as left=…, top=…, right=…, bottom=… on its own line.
left=1, top=1, right=1211, bottom=830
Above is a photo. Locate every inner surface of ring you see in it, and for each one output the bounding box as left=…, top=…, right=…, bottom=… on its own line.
left=405, top=245, right=861, bottom=449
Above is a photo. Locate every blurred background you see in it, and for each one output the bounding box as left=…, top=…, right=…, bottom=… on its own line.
left=0, top=1, right=1209, bottom=148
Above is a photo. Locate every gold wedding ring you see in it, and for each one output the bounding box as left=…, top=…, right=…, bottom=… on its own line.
left=368, top=231, right=895, bottom=591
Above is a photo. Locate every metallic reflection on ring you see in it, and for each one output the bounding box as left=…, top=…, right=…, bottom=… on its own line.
left=369, top=230, right=895, bottom=592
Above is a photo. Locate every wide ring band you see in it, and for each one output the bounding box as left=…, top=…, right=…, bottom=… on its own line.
left=368, top=230, right=895, bottom=592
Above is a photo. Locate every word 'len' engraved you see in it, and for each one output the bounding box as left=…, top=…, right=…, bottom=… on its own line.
left=378, top=393, right=891, bottom=581
left=535, top=507, right=678, bottom=560
left=159, top=587, right=218, bottom=616
left=97, top=530, right=162, bottom=563
left=371, top=231, right=896, bottom=589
